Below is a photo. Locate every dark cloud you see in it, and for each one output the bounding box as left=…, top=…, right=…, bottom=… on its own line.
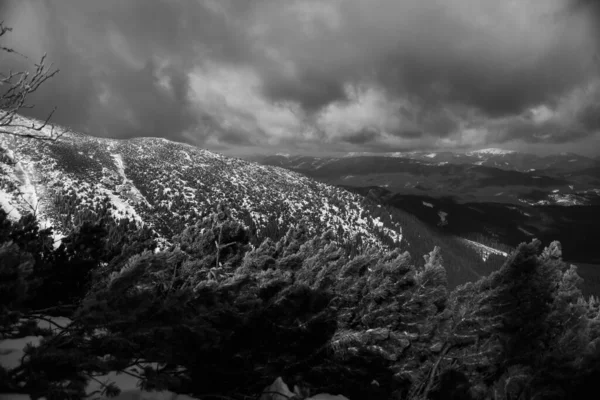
left=262, top=71, right=347, bottom=113
left=390, top=130, right=424, bottom=140
left=1, top=0, right=600, bottom=156
left=575, top=95, right=600, bottom=132
left=0, top=0, right=257, bottom=144
left=342, top=128, right=379, bottom=145
left=497, top=119, right=587, bottom=144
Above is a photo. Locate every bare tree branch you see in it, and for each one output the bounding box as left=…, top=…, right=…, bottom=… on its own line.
left=1, top=20, right=62, bottom=141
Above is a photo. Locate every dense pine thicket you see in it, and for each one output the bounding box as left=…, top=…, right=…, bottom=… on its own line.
left=1, top=205, right=600, bottom=400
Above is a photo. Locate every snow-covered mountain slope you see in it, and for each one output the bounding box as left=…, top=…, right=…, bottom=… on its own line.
left=0, top=116, right=402, bottom=249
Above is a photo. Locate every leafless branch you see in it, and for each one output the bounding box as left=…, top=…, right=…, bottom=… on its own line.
left=1, top=21, right=62, bottom=141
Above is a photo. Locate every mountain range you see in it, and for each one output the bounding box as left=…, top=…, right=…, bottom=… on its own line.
left=253, top=150, right=600, bottom=206
left=0, top=115, right=511, bottom=291
left=251, top=150, right=600, bottom=281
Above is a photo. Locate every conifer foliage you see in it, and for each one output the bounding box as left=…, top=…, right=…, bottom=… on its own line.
left=1, top=205, right=600, bottom=400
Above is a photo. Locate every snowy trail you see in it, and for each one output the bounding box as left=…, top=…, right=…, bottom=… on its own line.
left=14, top=160, right=39, bottom=214
left=462, top=239, right=508, bottom=262
left=111, top=153, right=127, bottom=184
left=112, top=153, right=152, bottom=208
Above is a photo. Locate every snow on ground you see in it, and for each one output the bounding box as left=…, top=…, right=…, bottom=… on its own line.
left=181, top=151, right=192, bottom=162
left=462, top=239, right=508, bottom=262
left=0, top=189, right=21, bottom=220
left=0, top=335, right=44, bottom=369
left=437, top=211, right=448, bottom=226
left=12, top=160, right=39, bottom=213
left=0, top=316, right=350, bottom=400
left=112, top=154, right=151, bottom=207
left=105, top=190, right=144, bottom=224
left=468, top=148, right=516, bottom=156
left=518, top=226, right=535, bottom=236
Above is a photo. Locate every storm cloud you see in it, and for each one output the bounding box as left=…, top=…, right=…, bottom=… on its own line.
left=1, top=0, right=599, bottom=156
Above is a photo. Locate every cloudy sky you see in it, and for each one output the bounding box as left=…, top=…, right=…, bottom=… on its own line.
left=1, top=0, right=600, bottom=157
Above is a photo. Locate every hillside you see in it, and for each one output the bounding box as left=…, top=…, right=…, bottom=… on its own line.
left=254, top=154, right=600, bottom=290
left=0, top=117, right=404, bottom=250
left=0, top=115, right=506, bottom=289
left=257, top=154, right=600, bottom=206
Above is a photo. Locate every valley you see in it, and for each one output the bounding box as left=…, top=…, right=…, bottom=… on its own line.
left=254, top=152, right=600, bottom=296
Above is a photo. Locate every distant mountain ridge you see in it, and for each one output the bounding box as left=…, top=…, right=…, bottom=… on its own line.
left=258, top=148, right=599, bottom=175
left=255, top=152, right=600, bottom=206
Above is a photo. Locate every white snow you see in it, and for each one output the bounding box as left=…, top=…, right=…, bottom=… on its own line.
left=14, top=160, right=39, bottom=213
left=0, top=336, right=44, bottom=369
left=467, top=148, right=516, bottom=155
left=424, top=153, right=437, bottom=158
left=111, top=153, right=151, bottom=207
left=518, top=226, right=534, bottom=236
left=422, top=201, right=433, bottom=208
left=0, top=315, right=350, bottom=400
left=0, top=189, right=21, bottom=220
left=462, top=239, right=508, bottom=262
left=437, top=211, right=448, bottom=225
left=106, top=190, right=144, bottom=223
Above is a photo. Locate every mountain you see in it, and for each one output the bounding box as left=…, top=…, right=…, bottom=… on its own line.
left=256, top=153, right=600, bottom=206
left=254, top=153, right=600, bottom=280
left=401, top=148, right=598, bottom=175
left=0, top=115, right=511, bottom=290
left=334, top=148, right=600, bottom=176
left=0, top=119, right=403, bottom=252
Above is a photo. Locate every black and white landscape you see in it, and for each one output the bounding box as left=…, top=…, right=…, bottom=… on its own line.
left=2, top=1, right=600, bottom=399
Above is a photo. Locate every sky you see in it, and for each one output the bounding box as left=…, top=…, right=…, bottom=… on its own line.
left=1, top=0, right=600, bottom=157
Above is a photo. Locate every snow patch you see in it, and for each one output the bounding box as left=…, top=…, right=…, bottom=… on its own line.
left=468, top=148, right=516, bottom=156
left=0, top=189, right=21, bottom=220
left=462, top=239, right=508, bottom=262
